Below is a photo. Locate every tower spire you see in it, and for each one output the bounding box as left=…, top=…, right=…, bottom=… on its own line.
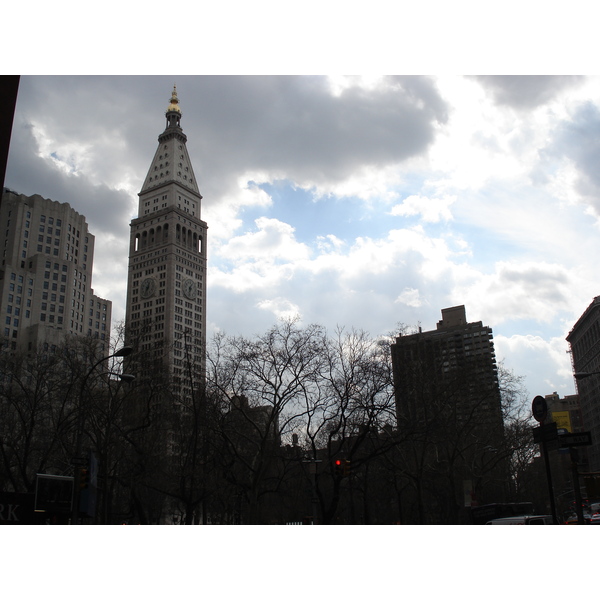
left=140, top=85, right=200, bottom=196
left=165, top=85, right=182, bottom=129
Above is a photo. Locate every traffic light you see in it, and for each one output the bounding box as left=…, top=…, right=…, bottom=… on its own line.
left=334, top=459, right=343, bottom=476
left=79, top=468, right=89, bottom=490
left=333, top=459, right=351, bottom=477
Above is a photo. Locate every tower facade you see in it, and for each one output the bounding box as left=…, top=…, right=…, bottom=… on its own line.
left=0, top=188, right=112, bottom=354
left=125, top=87, right=207, bottom=400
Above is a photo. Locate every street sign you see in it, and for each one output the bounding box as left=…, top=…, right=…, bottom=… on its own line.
left=532, top=395, right=548, bottom=422
left=558, top=432, right=592, bottom=448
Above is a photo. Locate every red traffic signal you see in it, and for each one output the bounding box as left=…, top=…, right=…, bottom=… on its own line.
left=333, top=459, right=350, bottom=476
left=334, top=459, right=343, bottom=475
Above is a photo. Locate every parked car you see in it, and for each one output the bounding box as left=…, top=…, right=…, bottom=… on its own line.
left=590, top=513, right=600, bottom=524
left=486, top=514, right=555, bottom=525
left=565, top=513, right=594, bottom=524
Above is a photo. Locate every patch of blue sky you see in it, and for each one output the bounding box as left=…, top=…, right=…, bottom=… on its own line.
left=241, top=179, right=443, bottom=248
left=448, top=220, right=520, bottom=267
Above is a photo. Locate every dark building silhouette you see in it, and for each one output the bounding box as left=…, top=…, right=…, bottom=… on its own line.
left=567, top=296, right=600, bottom=472
left=390, top=305, right=506, bottom=523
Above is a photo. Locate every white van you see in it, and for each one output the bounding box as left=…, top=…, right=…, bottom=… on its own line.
left=486, top=515, right=555, bottom=525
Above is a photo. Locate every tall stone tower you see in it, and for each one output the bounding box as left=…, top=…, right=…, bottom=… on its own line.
left=125, top=87, right=207, bottom=400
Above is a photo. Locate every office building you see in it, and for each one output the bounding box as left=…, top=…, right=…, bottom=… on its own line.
left=566, top=296, right=600, bottom=471
left=0, top=187, right=112, bottom=353
left=125, top=86, right=207, bottom=401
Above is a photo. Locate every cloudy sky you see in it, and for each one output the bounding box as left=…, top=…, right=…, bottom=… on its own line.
left=5, top=74, right=600, bottom=400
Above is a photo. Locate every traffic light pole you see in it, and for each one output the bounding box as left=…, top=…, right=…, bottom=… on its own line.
left=532, top=396, right=559, bottom=524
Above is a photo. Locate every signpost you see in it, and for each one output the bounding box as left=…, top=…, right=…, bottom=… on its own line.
left=531, top=396, right=558, bottom=524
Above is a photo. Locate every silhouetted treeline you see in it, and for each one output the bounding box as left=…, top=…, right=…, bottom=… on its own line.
left=0, top=320, right=539, bottom=524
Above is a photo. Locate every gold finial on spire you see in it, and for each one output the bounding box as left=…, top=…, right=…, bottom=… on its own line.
left=167, top=84, right=181, bottom=113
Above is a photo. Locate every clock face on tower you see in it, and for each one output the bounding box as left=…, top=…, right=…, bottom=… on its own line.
left=182, top=278, right=197, bottom=299
left=140, top=277, right=156, bottom=299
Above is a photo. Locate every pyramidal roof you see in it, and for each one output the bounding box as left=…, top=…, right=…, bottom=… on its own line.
left=139, top=86, right=201, bottom=198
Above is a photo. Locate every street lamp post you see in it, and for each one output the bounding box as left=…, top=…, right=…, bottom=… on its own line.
left=70, top=346, right=133, bottom=525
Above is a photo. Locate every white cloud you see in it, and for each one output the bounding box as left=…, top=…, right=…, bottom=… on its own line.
left=395, top=288, right=424, bottom=308
left=307, top=164, right=404, bottom=203
left=204, top=176, right=273, bottom=241
left=315, top=234, right=345, bottom=252
left=257, top=298, right=301, bottom=321
left=390, top=194, right=456, bottom=222
left=452, top=260, right=574, bottom=325
left=217, top=217, right=310, bottom=264
left=495, top=333, right=575, bottom=397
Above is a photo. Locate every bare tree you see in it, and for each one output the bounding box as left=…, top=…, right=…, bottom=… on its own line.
left=204, top=318, right=326, bottom=523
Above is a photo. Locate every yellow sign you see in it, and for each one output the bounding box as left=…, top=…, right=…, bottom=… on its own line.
left=552, top=411, right=572, bottom=432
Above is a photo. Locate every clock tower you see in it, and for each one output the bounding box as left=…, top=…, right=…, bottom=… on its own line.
left=125, top=86, right=207, bottom=400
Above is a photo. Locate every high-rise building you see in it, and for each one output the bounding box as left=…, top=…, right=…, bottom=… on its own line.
left=0, top=188, right=112, bottom=353
left=566, top=296, right=600, bottom=471
left=125, top=87, right=207, bottom=400
left=391, top=305, right=503, bottom=427
left=390, top=305, right=506, bottom=522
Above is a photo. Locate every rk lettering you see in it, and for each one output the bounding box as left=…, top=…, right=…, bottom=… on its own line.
left=0, top=504, right=20, bottom=522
